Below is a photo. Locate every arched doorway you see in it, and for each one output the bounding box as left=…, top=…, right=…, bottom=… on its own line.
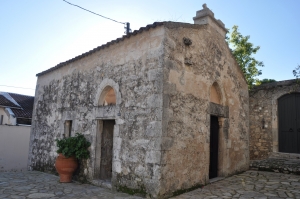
left=96, top=86, right=116, bottom=181
left=278, top=93, right=300, bottom=154
left=209, top=82, right=222, bottom=179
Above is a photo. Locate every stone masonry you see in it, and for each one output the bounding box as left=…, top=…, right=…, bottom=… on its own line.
left=159, top=13, right=249, bottom=197
left=28, top=5, right=249, bottom=198
left=249, top=80, right=300, bottom=160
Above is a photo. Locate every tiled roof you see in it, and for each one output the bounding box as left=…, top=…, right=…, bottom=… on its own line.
left=0, top=94, right=21, bottom=108
left=8, top=93, right=34, bottom=119
left=0, top=92, right=34, bottom=119
left=36, top=22, right=165, bottom=77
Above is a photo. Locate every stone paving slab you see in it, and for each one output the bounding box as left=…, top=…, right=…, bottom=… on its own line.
left=172, top=171, right=300, bottom=199
left=0, top=171, right=143, bottom=199
left=250, top=158, right=300, bottom=175
left=1, top=171, right=300, bottom=198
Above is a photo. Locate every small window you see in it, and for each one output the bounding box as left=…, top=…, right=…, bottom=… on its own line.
left=0, top=115, right=3, bottom=125
left=64, top=120, right=72, bottom=137
left=16, top=118, right=32, bottom=125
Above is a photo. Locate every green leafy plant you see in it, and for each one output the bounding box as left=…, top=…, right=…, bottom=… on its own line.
left=56, top=133, right=91, bottom=159
left=256, top=78, right=276, bottom=85
left=226, top=25, right=264, bottom=89
left=293, top=65, right=300, bottom=79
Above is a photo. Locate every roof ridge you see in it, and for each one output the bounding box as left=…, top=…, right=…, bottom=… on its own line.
left=36, top=21, right=166, bottom=77
left=0, top=92, right=21, bottom=108
left=35, top=21, right=205, bottom=77
left=8, top=92, right=34, bottom=97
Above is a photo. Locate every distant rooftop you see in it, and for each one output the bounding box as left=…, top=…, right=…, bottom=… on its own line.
left=0, top=92, right=34, bottom=120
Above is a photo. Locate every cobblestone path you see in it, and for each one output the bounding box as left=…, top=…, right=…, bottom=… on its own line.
left=250, top=158, right=300, bottom=175
left=1, top=171, right=300, bottom=198
left=173, top=171, right=300, bottom=199
left=0, top=171, right=142, bottom=199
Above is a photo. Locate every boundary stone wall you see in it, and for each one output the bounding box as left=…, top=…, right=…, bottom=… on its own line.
left=0, top=125, right=30, bottom=171
left=249, top=80, right=300, bottom=160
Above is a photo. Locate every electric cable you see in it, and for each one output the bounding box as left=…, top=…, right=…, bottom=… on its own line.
left=62, top=0, right=126, bottom=25
left=0, top=85, right=35, bottom=90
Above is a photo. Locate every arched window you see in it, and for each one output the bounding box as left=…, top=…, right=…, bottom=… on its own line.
left=210, top=82, right=221, bottom=104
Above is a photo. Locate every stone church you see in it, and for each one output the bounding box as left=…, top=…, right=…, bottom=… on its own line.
left=28, top=5, right=249, bottom=198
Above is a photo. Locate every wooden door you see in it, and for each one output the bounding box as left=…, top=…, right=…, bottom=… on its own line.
left=209, top=116, right=219, bottom=179
left=100, top=120, right=115, bottom=180
left=278, top=93, right=300, bottom=154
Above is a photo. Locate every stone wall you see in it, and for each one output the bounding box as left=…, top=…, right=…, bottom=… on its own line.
left=249, top=80, right=300, bottom=160
left=29, top=20, right=250, bottom=198
left=0, top=125, right=31, bottom=171
left=29, top=26, right=165, bottom=198
left=160, top=23, right=249, bottom=197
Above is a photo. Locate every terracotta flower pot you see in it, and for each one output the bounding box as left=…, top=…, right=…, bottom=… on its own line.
left=55, top=153, right=78, bottom=183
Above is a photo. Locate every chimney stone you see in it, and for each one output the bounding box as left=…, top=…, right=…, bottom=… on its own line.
left=193, top=4, right=227, bottom=38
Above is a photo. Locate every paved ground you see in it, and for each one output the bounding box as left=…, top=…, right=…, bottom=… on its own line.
left=173, top=171, right=300, bottom=199
left=1, top=171, right=300, bottom=199
left=250, top=158, right=300, bottom=175
left=0, top=171, right=143, bottom=199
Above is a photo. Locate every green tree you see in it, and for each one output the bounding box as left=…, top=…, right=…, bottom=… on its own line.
left=293, top=65, right=300, bottom=79
left=256, top=78, right=276, bottom=85
left=227, top=25, right=264, bottom=89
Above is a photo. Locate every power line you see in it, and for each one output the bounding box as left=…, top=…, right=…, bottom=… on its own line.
left=0, top=85, right=35, bottom=90
left=62, top=0, right=125, bottom=25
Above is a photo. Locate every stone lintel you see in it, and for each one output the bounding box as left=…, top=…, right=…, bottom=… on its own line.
left=208, top=102, right=229, bottom=118
left=94, top=105, right=119, bottom=119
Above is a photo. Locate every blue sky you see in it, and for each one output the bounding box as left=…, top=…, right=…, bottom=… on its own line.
left=1, top=0, right=300, bottom=96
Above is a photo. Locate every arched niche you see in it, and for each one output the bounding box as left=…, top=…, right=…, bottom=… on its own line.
left=93, top=78, right=121, bottom=183
left=99, top=86, right=116, bottom=106
left=210, top=82, right=222, bottom=105
left=94, top=78, right=121, bottom=106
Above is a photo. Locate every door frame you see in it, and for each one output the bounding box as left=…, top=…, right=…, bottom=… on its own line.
left=209, top=115, right=219, bottom=179
left=207, top=102, right=229, bottom=179
left=95, top=119, right=115, bottom=180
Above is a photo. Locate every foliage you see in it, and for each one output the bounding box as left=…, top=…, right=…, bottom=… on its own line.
left=227, top=25, right=264, bottom=89
left=56, top=133, right=91, bottom=159
left=117, top=185, right=147, bottom=197
left=293, top=65, right=300, bottom=79
left=256, top=78, right=276, bottom=85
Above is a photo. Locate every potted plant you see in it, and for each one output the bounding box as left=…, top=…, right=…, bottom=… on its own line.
left=55, top=133, right=91, bottom=182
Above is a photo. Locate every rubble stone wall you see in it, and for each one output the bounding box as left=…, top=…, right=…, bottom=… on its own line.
left=160, top=23, right=249, bottom=197
left=28, top=26, right=165, bottom=198
left=249, top=80, right=300, bottom=160
left=29, top=22, right=251, bottom=198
